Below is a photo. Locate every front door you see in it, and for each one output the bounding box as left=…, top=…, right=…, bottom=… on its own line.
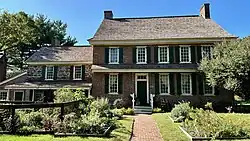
left=137, top=81, right=147, bottom=106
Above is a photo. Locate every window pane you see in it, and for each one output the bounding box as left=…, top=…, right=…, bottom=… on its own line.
left=181, top=74, right=191, bottom=94
left=137, top=47, right=146, bottom=63
left=159, top=74, right=169, bottom=94
left=109, top=74, right=118, bottom=93
left=74, top=66, right=82, bottom=80
left=34, top=91, right=44, bottom=101
left=202, top=46, right=212, bottom=59
left=46, top=66, right=54, bottom=80
left=15, top=92, right=23, bottom=101
left=204, top=81, right=213, bottom=95
left=0, top=91, right=7, bottom=100
left=180, top=47, right=190, bottom=63
left=159, top=47, right=168, bottom=62
left=109, top=48, right=119, bottom=63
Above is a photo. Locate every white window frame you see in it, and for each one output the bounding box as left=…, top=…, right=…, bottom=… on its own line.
left=108, top=73, right=119, bottom=95
left=0, top=90, right=8, bottom=101
left=45, top=66, right=54, bottom=80
left=159, top=73, right=170, bottom=95
left=201, top=45, right=213, bottom=59
left=158, top=46, right=169, bottom=64
left=203, top=81, right=215, bottom=96
left=14, top=90, right=24, bottom=101
left=181, top=73, right=192, bottom=95
left=73, top=65, right=82, bottom=80
left=136, top=46, right=147, bottom=64
left=109, top=47, right=119, bottom=64
left=179, top=45, right=191, bottom=63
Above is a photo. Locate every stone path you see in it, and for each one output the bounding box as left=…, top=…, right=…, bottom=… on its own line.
left=131, top=114, right=163, bottom=141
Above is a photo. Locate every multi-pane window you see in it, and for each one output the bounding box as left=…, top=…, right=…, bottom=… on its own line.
left=34, top=91, right=44, bottom=101
left=74, top=66, right=82, bottom=80
left=159, top=74, right=169, bottom=94
left=0, top=91, right=7, bottom=101
left=45, top=66, right=54, bottom=80
left=136, top=47, right=147, bottom=64
left=14, top=91, right=24, bottom=101
left=181, top=74, right=192, bottom=95
left=158, top=47, right=169, bottom=63
left=180, top=46, right=191, bottom=63
left=109, top=48, right=119, bottom=64
left=109, top=74, right=118, bottom=94
left=204, top=81, right=214, bottom=95
left=202, top=46, right=212, bottom=59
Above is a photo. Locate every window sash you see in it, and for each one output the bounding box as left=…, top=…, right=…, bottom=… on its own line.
left=45, top=66, right=54, bottom=80
left=109, top=48, right=119, bottom=64
left=158, top=47, right=169, bottom=63
left=180, top=46, right=191, bottom=63
left=136, top=47, right=147, bottom=64
left=34, top=91, right=44, bottom=101
left=181, top=74, right=192, bottom=95
left=159, top=74, right=170, bottom=95
left=0, top=91, right=8, bottom=101
left=204, top=81, right=214, bottom=95
left=14, top=91, right=24, bottom=101
left=202, top=46, right=212, bottom=59
left=73, top=66, right=82, bottom=80
left=109, top=74, right=118, bottom=94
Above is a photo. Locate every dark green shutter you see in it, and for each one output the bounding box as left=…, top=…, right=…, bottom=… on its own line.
left=118, top=74, right=123, bottom=94
left=147, top=47, right=151, bottom=64
left=169, top=73, right=175, bottom=95
left=198, top=74, right=204, bottom=95
left=70, top=66, right=73, bottom=80
left=155, top=73, right=159, bottom=95
left=169, top=47, right=174, bottom=63
left=191, top=46, right=196, bottom=64
left=104, top=74, right=109, bottom=94
left=197, top=46, right=202, bottom=63
left=29, top=90, right=33, bottom=101
left=105, top=48, right=109, bottom=64
left=54, top=66, right=58, bottom=80
left=42, top=66, right=46, bottom=80
left=154, top=47, right=158, bottom=64
left=82, top=65, right=85, bottom=80
left=119, top=48, right=123, bottom=64
left=175, top=46, right=180, bottom=63
left=132, top=47, right=136, bottom=64
left=192, top=73, right=197, bottom=95
left=176, top=73, right=181, bottom=95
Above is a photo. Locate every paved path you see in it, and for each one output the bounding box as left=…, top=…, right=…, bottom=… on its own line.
left=131, top=114, right=163, bottom=141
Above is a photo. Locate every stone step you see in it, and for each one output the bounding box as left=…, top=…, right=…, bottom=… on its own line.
left=134, top=106, right=152, bottom=109
left=134, top=106, right=152, bottom=114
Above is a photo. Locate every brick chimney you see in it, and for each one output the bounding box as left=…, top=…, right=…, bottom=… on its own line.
left=200, top=3, right=210, bottom=19
left=0, top=51, right=6, bottom=82
left=104, top=11, right=113, bottom=19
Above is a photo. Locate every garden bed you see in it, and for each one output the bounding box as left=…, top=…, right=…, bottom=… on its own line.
left=0, top=130, right=54, bottom=135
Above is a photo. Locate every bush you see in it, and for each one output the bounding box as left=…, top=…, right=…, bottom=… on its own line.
left=171, top=102, right=192, bottom=122
left=153, top=108, right=162, bottom=113
left=110, top=108, right=124, bottom=119
left=123, top=108, right=134, bottom=115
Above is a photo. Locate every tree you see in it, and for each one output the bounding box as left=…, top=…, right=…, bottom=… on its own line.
left=0, top=11, right=77, bottom=69
left=199, top=37, right=250, bottom=99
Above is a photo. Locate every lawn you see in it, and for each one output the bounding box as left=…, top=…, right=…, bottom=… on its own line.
left=0, top=117, right=134, bottom=141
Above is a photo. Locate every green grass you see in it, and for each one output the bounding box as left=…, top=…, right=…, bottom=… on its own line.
left=0, top=117, right=133, bottom=141
left=152, top=113, right=189, bottom=141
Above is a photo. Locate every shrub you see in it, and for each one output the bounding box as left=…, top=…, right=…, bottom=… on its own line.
left=153, top=108, right=162, bottom=113
left=90, top=98, right=110, bottom=117
left=123, top=108, right=134, bottom=115
left=110, top=108, right=124, bottom=119
left=171, top=102, right=192, bottom=122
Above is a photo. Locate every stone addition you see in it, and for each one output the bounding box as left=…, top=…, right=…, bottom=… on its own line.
left=57, top=66, right=70, bottom=80
left=85, top=64, right=92, bottom=82
left=27, top=65, right=43, bottom=81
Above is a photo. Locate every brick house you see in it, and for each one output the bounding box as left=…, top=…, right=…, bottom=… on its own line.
left=0, top=46, right=92, bottom=102
left=89, top=3, right=237, bottom=109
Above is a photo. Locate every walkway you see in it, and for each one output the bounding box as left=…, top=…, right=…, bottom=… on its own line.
left=131, top=114, right=163, bottom=141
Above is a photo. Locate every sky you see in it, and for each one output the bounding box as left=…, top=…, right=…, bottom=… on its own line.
left=1, top=0, right=250, bottom=45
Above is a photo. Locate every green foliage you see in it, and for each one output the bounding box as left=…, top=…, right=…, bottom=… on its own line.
left=123, top=108, right=135, bottom=115
left=199, top=37, right=250, bottom=99
left=54, top=88, right=86, bottom=103
left=110, top=108, right=124, bottom=119
left=89, top=98, right=110, bottom=117
left=153, top=108, right=163, bottom=113
left=170, top=102, right=192, bottom=122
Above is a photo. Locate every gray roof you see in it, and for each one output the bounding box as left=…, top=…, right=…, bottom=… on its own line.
left=26, top=46, right=93, bottom=63
left=90, top=15, right=236, bottom=41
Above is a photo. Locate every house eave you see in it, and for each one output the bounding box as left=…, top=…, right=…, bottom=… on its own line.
left=26, top=61, right=92, bottom=65
left=92, top=68, right=197, bottom=73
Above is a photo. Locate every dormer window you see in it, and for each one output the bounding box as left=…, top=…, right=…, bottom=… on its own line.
left=180, top=46, right=191, bottom=63
left=73, top=66, right=82, bottom=80
left=136, top=47, right=147, bottom=64
left=109, top=47, right=119, bottom=64
left=202, top=46, right=212, bottom=59
left=45, top=66, right=54, bottom=80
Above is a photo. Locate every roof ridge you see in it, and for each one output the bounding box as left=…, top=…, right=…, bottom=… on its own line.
left=113, top=15, right=200, bottom=20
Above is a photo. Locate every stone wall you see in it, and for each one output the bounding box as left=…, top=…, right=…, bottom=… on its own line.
left=27, top=66, right=43, bottom=81
left=57, top=66, right=70, bottom=80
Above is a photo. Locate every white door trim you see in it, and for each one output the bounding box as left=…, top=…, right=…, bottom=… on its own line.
left=135, top=73, right=149, bottom=103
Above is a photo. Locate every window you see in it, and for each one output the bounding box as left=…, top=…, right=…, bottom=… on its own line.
left=204, top=81, right=214, bottom=95
left=109, top=48, right=119, bottom=64
left=136, top=47, right=147, bottom=64
left=45, top=66, right=54, bottom=80
left=181, top=74, right=192, bottom=95
left=202, top=46, right=212, bottom=59
left=73, top=66, right=82, bottom=80
left=34, top=90, right=44, bottom=101
left=14, top=91, right=24, bottom=101
left=180, top=46, right=191, bottom=63
left=158, top=46, right=169, bottom=63
left=159, top=74, right=170, bottom=95
left=0, top=91, right=8, bottom=101
left=109, top=74, right=118, bottom=94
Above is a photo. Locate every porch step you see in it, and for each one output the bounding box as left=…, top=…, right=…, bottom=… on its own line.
left=134, top=106, right=152, bottom=114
